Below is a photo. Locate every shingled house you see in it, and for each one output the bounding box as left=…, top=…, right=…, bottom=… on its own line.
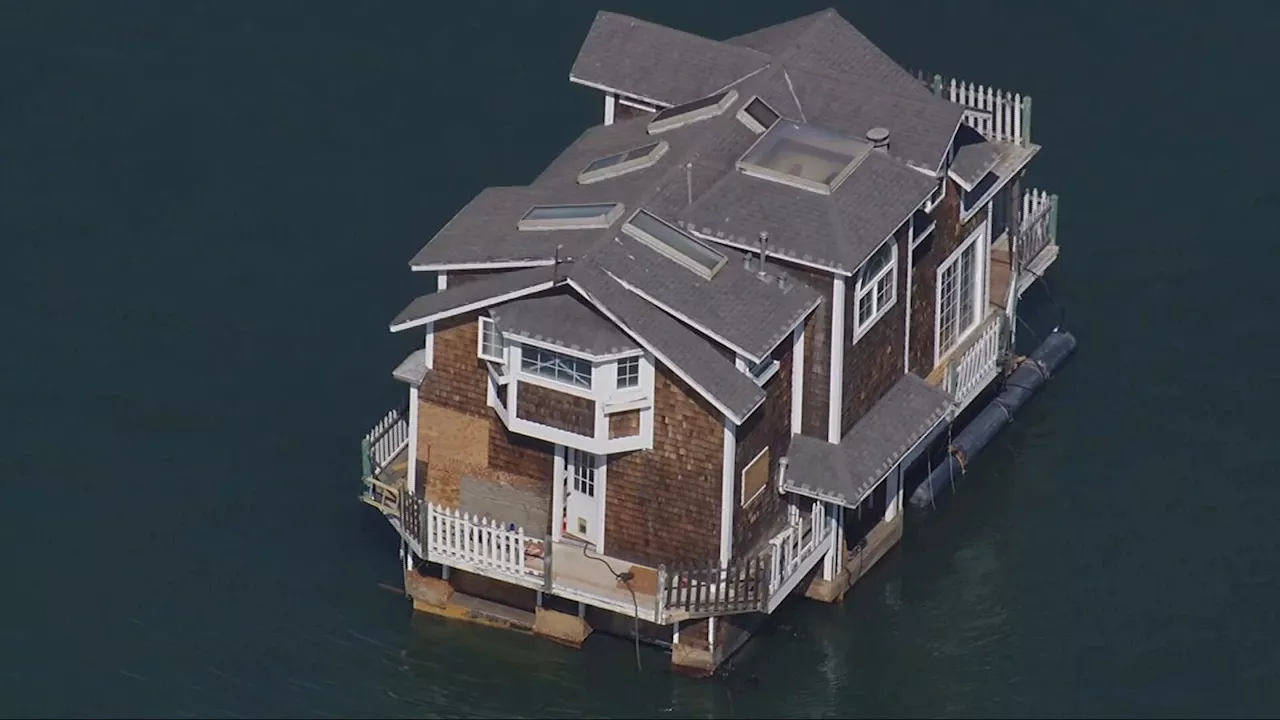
left=359, top=8, right=1061, bottom=674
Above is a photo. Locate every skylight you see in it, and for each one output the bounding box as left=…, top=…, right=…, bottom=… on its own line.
left=736, top=96, right=780, bottom=134
left=736, top=121, right=873, bottom=194
left=622, top=210, right=727, bottom=280
left=577, top=141, right=668, bottom=185
left=517, top=203, right=625, bottom=231
left=647, top=90, right=738, bottom=135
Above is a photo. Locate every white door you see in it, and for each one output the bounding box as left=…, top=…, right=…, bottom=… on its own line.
left=563, top=448, right=600, bottom=546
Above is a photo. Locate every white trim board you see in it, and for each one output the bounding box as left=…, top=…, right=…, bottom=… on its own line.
left=933, top=218, right=990, bottom=366
left=564, top=277, right=763, bottom=425
left=411, top=259, right=556, bottom=272
left=827, top=275, right=846, bottom=443
left=720, top=416, right=735, bottom=566
left=389, top=281, right=556, bottom=333
left=567, top=75, right=669, bottom=112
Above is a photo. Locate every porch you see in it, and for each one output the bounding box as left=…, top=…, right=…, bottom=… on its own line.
left=990, top=188, right=1060, bottom=311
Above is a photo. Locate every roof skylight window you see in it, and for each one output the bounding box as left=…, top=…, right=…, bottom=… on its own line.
left=517, top=203, right=625, bottom=231
left=736, top=121, right=873, bottom=194
left=577, top=141, right=668, bottom=185
left=622, top=210, right=727, bottom=280
left=647, top=90, right=738, bottom=135
left=736, top=96, right=780, bottom=134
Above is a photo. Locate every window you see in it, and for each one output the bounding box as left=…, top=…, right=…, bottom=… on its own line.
left=648, top=89, right=738, bottom=134
left=578, top=141, right=669, bottom=185
left=477, top=316, right=505, bottom=363
left=989, top=183, right=1012, bottom=241
left=737, top=96, right=780, bottom=134
left=854, top=241, right=896, bottom=334
left=936, top=229, right=983, bottom=357
left=622, top=210, right=727, bottom=280
left=737, top=121, right=872, bottom=194
left=517, top=203, right=624, bottom=231
left=521, top=346, right=592, bottom=389
left=924, top=180, right=944, bottom=212
left=745, top=355, right=779, bottom=385
left=910, top=207, right=936, bottom=248
left=571, top=449, right=596, bottom=496
left=741, top=447, right=771, bottom=507
left=616, top=356, right=640, bottom=389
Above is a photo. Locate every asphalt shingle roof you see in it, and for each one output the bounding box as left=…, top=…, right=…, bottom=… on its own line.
left=394, top=8, right=986, bottom=423
left=782, top=374, right=952, bottom=507
left=571, top=261, right=766, bottom=421
left=390, top=266, right=560, bottom=331
left=570, top=12, right=771, bottom=106
left=490, top=292, right=638, bottom=357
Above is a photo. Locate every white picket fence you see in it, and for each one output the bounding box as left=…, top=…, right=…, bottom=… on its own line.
left=766, top=500, right=830, bottom=605
left=424, top=503, right=544, bottom=582
left=945, top=77, right=1031, bottom=147
left=945, top=312, right=1006, bottom=407
left=364, top=408, right=409, bottom=477
left=1018, top=188, right=1058, bottom=269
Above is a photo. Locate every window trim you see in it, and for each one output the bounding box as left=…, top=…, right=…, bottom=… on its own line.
left=615, top=355, right=641, bottom=390
left=577, top=141, right=669, bottom=185
left=853, top=241, right=897, bottom=339
left=739, top=354, right=780, bottom=386
left=933, top=220, right=988, bottom=364
left=924, top=180, right=944, bottom=213
left=519, top=345, right=593, bottom=391
left=477, top=315, right=506, bottom=364
left=740, top=446, right=771, bottom=508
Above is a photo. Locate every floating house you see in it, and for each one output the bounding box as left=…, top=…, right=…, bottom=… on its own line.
left=360, top=8, right=1063, bottom=675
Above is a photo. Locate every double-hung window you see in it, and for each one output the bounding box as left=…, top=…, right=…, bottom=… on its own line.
left=854, top=241, right=896, bottom=336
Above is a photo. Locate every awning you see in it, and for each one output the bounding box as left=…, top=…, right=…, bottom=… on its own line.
left=782, top=374, right=952, bottom=508
left=392, top=349, right=431, bottom=387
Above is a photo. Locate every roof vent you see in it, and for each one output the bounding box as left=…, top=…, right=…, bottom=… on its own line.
left=866, top=127, right=890, bottom=152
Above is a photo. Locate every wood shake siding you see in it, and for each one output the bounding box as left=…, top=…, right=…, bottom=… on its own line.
left=840, top=224, right=910, bottom=435
left=417, top=312, right=553, bottom=509
left=908, top=180, right=990, bottom=376
left=515, top=381, right=594, bottom=436
left=732, top=339, right=792, bottom=560
left=608, top=410, right=641, bottom=438
left=604, top=366, right=722, bottom=568
left=781, top=264, right=833, bottom=440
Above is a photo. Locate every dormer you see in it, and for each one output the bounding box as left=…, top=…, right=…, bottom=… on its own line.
left=479, top=293, right=655, bottom=454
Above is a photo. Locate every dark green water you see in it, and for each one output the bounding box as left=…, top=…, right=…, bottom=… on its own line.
left=3, top=1, right=1278, bottom=717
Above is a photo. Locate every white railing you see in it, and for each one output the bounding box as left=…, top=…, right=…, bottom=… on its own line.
left=424, top=503, right=544, bottom=584
left=764, top=500, right=833, bottom=611
left=1017, top=188, right=1058, bottom=269
left=945, top=313, right=1007, bottom=407
left=363, top=407, right=409, bottom=478
left=943, top=77, right=1032, bottom=147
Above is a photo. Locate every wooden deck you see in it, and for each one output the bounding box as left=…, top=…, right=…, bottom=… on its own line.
left=548, top=540, right=661, bottom=622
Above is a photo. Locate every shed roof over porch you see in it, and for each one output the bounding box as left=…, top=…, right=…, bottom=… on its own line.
left=783, top=374, right=952, bottom=508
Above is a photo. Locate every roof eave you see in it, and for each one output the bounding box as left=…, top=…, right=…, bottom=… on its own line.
left=565, top=276, right=762, bottom=425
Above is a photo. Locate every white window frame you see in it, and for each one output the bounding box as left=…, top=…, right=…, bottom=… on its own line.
left=615, top=356, right=641, bottom=390
left=934, top=220, right=989, bottom=363
left=853, top=240, right=897, bottom=339
left=740, top=446, right=770, bottom=508
left=736, top=354, right=780, bottom=386
left=924, top=180, right=944, bottom=213
left=519, top=345, right=593, bottom=391
left=477, top=316, right=505, bottom=364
